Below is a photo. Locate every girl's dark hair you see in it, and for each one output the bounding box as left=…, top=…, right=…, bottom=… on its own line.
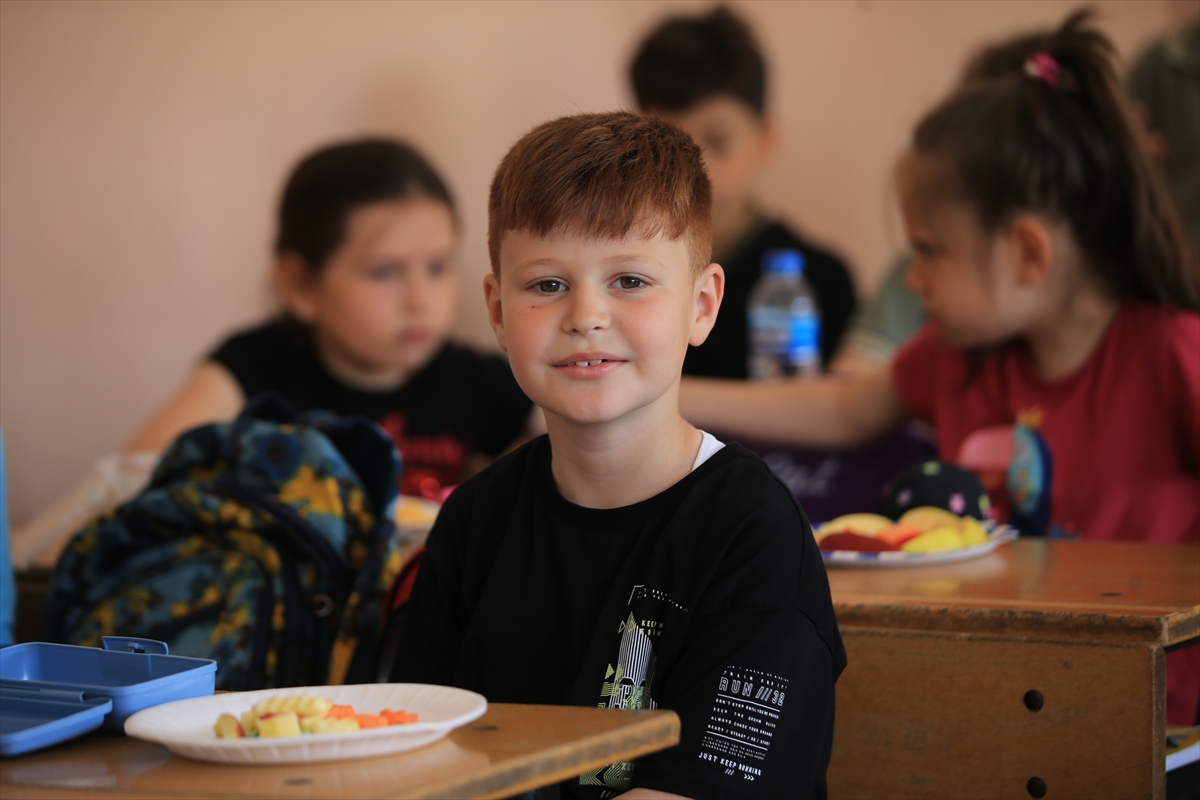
left=275, top=138, right=455, bottom=272
left=912, top=10, right=1198, bottom=311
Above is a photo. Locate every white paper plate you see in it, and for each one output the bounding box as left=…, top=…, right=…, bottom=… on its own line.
left=124, top=683, right=486, bottom=764
left=821, top=524, right=1018, bottom=568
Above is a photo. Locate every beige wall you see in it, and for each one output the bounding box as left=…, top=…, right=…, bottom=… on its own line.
left=0, top=0, right=1185, bottom=524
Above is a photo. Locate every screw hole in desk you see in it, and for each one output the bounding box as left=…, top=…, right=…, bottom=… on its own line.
left=1023, top=690, right=1044, bottom=712
left=1026, top=776, right=1047, bottom=798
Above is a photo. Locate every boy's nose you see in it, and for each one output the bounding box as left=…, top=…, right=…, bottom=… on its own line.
left=404, top=274, right=431, bottom=310
left=563, top=286, right=610, bottom=333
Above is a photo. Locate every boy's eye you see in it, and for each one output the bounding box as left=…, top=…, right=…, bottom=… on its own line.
left=369, top=265, right=399, bottom=281
left=615, top=276, right=646, bottom=290
left=532, top=279, right=565, bottom=294
left=428, top=261, right=446, bottom=277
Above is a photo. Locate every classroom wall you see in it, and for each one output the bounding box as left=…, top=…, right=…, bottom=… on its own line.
left=0, top=0, right=1188, bottom=525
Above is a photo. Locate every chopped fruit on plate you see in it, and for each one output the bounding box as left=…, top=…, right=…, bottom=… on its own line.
left=214, top=694, right=420, bottom=738
left=817, top=506, right=996, bottom=554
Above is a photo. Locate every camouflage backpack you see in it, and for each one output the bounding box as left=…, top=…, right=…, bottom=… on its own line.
left=44, top=395, right=403, bottom=690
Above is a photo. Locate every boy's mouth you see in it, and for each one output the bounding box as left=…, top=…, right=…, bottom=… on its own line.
left=553, top=353, right=625, bottom=376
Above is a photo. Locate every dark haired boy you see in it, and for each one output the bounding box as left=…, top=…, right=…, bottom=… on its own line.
left=630, top=6, right=857, bottom=378
left=391, top=112, right=844, bottom=800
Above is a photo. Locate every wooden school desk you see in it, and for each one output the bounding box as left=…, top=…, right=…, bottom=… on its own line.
left=825, top=538, right=1200, bottom=799
left=0, top=703, right=679, bottom=799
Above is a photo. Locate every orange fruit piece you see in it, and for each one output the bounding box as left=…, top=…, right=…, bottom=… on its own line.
left=876, top=523, right=924, bottom=547
left=355, top=713, right=388, bottom=729
left=325, top=704, right=357, bottom=719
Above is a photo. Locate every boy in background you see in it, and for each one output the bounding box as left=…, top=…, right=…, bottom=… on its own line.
left=391, top=112, right=845, bottom=799
left=630, top=6, right=857, bottom=378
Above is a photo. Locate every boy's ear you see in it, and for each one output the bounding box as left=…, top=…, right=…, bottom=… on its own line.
left=274, top=252, right=320, bottom=323
left=689, top=263, right=725, bottom=347
left=1007, top=216, right=1053, bottom=287
left=482, top=273, right=508, bottom=352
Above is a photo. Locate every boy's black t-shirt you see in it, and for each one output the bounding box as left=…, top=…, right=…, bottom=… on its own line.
left=209, top=321, right=533, bottom=497
left=391, top=435, right=846, bottom=799
left=685, top=219, right=857, bottom=379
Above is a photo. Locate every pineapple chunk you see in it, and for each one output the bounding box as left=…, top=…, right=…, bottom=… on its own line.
left=297, top=695, right=333, bottom=718
left=257, top=711, right=302, bottom=737
left=252, top=694, right=332, bottom=719
left=213, top=713, right=243, bottom=739
left=301, top=716, right=361, bottom=734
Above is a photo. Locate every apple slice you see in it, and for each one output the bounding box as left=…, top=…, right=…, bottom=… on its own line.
left=875, top=523, right=924, bottom=547
left=819, top=532, right=901, bottom=552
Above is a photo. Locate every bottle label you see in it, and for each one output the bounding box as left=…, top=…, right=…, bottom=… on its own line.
left=749, top=308, right=820, bottom=378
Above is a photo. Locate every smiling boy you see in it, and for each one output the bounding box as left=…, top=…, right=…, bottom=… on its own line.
left=390, top=113, right=844, bottom=799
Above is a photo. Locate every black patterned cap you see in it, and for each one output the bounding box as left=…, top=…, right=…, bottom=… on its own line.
left=877, top=459, right=991, bottom=521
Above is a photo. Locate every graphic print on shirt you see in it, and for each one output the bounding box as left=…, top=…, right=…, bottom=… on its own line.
left=579, top=585, right=684, bottom=797
left=377, top=410, right=467, bottom=499
left=698, top=665, right=789, bottom=784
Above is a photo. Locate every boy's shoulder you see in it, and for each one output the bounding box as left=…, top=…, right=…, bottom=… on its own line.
left=444, top=435, right=809, bottom=542
left=437, top=434, right=545, bottom=515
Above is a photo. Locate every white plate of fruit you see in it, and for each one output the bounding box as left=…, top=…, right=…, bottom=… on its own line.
left=816, top=506, right=1017, bottom=568
left=124, top=683, right=486, bottom=764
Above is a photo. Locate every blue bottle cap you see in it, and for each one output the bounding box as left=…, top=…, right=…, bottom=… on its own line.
left=764, top=249, right=804, bottom=277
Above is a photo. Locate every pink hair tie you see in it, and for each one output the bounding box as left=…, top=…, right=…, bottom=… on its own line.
left=1024, top=52, right=1061, bottom=87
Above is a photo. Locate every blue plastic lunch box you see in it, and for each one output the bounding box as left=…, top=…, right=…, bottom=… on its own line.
left=0, top=637, right=216, bottom=757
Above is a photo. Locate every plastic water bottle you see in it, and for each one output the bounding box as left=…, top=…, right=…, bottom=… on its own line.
left=747, top=249, right=821, bottom=379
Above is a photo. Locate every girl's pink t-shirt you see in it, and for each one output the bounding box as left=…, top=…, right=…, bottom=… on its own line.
left=892, top=301, right=1200, bottom=544
left=892, top=301, right=1200, bottom=725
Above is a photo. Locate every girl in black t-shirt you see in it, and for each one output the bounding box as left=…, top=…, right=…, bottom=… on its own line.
left=127, top=139, right=534, bottom=498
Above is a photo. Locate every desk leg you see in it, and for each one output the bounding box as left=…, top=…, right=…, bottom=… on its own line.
left=828, top=628, right=1165, bottom=799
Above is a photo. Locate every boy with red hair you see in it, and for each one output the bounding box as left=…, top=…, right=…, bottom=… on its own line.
left=391, top=112, right=844, bottom=799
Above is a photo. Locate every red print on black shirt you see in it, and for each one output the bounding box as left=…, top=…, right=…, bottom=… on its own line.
left=378, top=410, right=467, bottom=499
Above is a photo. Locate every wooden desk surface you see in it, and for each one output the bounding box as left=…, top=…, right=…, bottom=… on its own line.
left=0, top=703, right=680, bottom=800
left=826, top=539, right=1199, bottom=798
left=828, top=539, right=1200, bottom=645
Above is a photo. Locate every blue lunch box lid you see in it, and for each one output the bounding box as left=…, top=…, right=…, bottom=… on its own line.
left=0, top=637, right=216, bottom=750
left=0, top=687, right=113, bottom=757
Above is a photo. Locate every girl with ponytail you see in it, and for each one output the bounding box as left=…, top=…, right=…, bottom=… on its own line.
left=680, top=10, right=1199, bottom=722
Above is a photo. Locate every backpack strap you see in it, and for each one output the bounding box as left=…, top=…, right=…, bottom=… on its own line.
left=374, top=545, right=425, bottom=683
